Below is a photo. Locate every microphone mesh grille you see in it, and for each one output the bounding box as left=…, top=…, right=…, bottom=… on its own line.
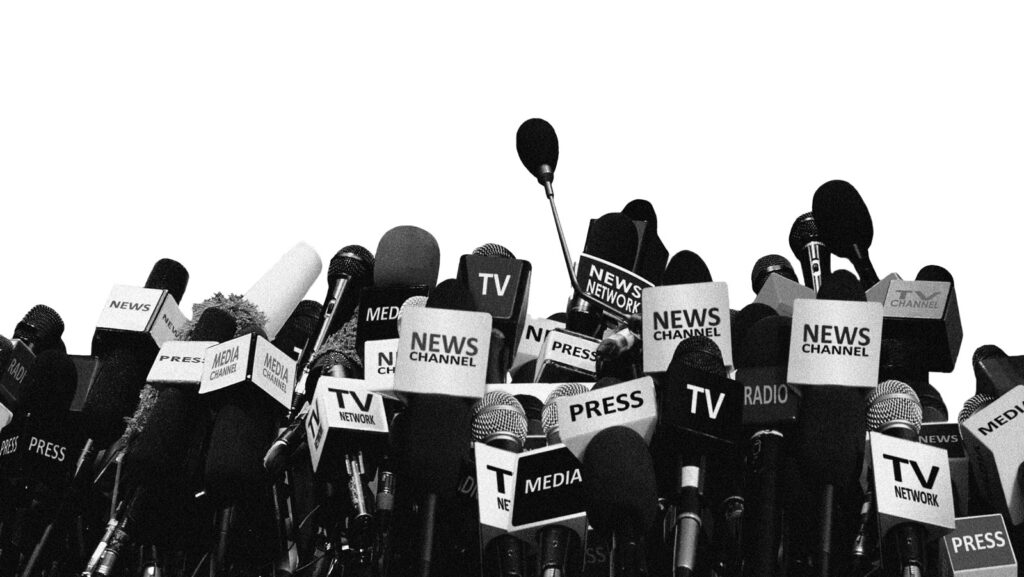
left=958, top=393, right=997, bottom=423
left=866, top=380, right=922, bottom=434
left=472, top=408, right=529, bottom=448
left=788, top=212, right=821, bottom=254
left=472, top=243, right=516, bottom=259
left=471, top=390, right=524, bottom=420
left=541, top=383, right=592, bottom=436
left=328, top=245, right=374, bottom=281
left=14, top=304, right=65, bottom=345
left=751, top=254, right=796, bottom=293
left=397, top=296, right=429, bottom=326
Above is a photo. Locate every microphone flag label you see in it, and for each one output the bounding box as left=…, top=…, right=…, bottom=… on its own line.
left=199, top=334, right=296, bottom=409
left=959, top=385, right=1024, bottom=525
left=642, top=282, right=732, bottom=372
left=95, top=285, right=187, bottom=347
left=513, top=316, right=566, bottom=373
left=534, top=329, right=599, bottom=381
left=736, top=366, right=801, bottom=428
left=511, top=444, right=585, bottom=528
left=575, top=253, right=654, bottom=318
left=662, top=365, right=744, bottom=444
left=941, top=514, right=1016, bottom=576
left=147, top=341, right=217, bottom=386
left=787, top=299, right=882, bottom=388
left=394, top=307, right=492, bottom=398
left=753, top=275, right=815, bottom=317
left=364, top=338, right=398, bottom=391
left=305, top=378, right=389, bottom=474
left=869, top=432, right=955, bottom=540
left=884, top=280, right=950, bottom=320
left=1, top=341, right=35, bottom=409
left=865, top=272, right=903, bottom=304
left=458, top=255, right=531, bottom=321
left=919, top=423, right=969, bottom=515
left=556, top=377, right=657, bottom=461
left=476, top=442, right=520, bottom=535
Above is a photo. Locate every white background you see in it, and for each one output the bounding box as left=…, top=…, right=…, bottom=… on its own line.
left=2, top=3, right=1022, bottom=419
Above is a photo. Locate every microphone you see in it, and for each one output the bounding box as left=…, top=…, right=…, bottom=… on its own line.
left=730, top=303, right=777, bottom=360
left=357, top=226, right=439, bottom=362
left=568, top=212, right=640, bottom=336
left=296, top=245, right=374, bottom=374
left=867, top=381, right=953, bottom=577
left=240, top=241, right=323, bottom=341
left=959, top=385, right=1024, bottom=527
left=751, top=255, right=799, bottom=294
left=660, top=337, right=742, bottom=577
left=457, top=242, right=532, bottom=383
left=80, top=259, right=189, bottom=448
left=788, top=212, right=831, bottom=292
left=276, top=299, right=324, bottom=361
left=472, top=392, right=530, bottom=577
left=582, top=426, right=658, bottom=577
left=516, top=118, right=629, bottom=329
left=812, top=180, right=880, bottom=287
left=1, top=305, right=66, bottom=422
left=880, top=338, right=948, bottom=422
left=734, top=315, right=795, bottom=577
left=622, top=199, right=669, bottom=287
left=972, top=345, right=1010, bottom=397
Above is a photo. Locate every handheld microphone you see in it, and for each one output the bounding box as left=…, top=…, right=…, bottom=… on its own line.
left=296, top=245, right=374, bottom=374
left=80, top=259, right=189, bottom=447
left=752, top=253, right=815, bottom=317
left=540, top=383, right=591, bottom=446
left=582, top=426, right=658, bottom=577
left=788, top=212, right=831, bottom=293
left=972, top=345, right=1010, bottom=397
left=241, top=241, right=323, bottom=341
left=569, top=213, right=640, bottom=336
left=276, top=300, right=323, bottom=361
left=812, top=180, right=879, bottom=287
left=1, top=305, right=65, bottom=420
left=730, top=303, right=778, bottom=360
left=622, top=199, right=669, bottom=287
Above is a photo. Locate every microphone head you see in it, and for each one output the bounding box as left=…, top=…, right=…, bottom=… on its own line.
left=13, top=305, right=65, bottom=350
left=812, top=179, right=874, bottom=259
left=737, top=316, right=792, bottom=369
left=788, top=212, right=822, bottom=255
left=472, top=243, right=516, bottom=259
left=395, top=395, right=473, bottom=495
left=731, top=303, right=778, bottom=358
left=584, top=213, right=639, bottom=270
left=145, top=258, right=190, bottom=304
left=621, top=199, right=658, bottom=228
left=273, top=300, right=322, bottom=357
left=816, top=270, right=866, bottom=301
left=916, top=264, right=954, bottom=285
left=541, top=383, right=591, bottom=440
left=670, top=336, right=726, bottom=377
left=582, top=426, right=658, bottom=539
left=866, top=380, right=923, bottom=436
left=663, top=250, right=713, bottom=285
left=751, top=254, right=798, bottom=294
left=374, top=226, right=440, bottom=289
left=189, top=308, right=239, bottom=342
left=973, top=344, right=1006, bottom=366
left=184, top=293, right=267, bottom=339
left=397, top=295, right=429, bottom=334
left=471, top=391, right=527, bottom=451
left=516, top=118, right=559, bottom=183
left=426, top=278, right=475, bottom=312
left=328, top=245, right=375, bottom=283
left=958, top=393, right=997, bottom=423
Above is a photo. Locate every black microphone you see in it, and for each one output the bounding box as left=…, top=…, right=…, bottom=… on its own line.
left=789, top=212, right=832, bottom=293
left=517, top=118, right=629, bottom=330
left=568, top=213, right=639, bottom=336
left=730, top=303, right=778, bottom=360
left=582, top=426, right=659, bottom=577
left=80, top=259, right=190, bottom=448
left=622, top=199, right=669, bottom=287
left=812, top=180, right=879, bottom=287
left=972, top=344, right=1010, bottom=397
left=734, top=315, right=793, bottom=577
left=751, top=254, right=799, bottom=295
left=296, top=245, right=374, bottom=375
left=791, top=271, right=869, bottom=577
left=473, top=392, right=530, bottom=577
left=276, top=299, right=324, bottom=361
left=1, top=305, right=65, bottom=423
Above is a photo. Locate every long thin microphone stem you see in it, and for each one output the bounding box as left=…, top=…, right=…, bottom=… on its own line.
left=418, top=493, right=438, bottom=577
left=816, top=484, right=834, bottom=577
left=544, top=181, right=626, bottom=325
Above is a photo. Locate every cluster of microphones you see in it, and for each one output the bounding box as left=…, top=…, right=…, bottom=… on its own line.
left=0, top=118, right=1019, bottom=577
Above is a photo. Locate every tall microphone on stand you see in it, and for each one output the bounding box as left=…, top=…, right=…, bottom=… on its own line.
left=788, top=212, right=831, bottom=293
